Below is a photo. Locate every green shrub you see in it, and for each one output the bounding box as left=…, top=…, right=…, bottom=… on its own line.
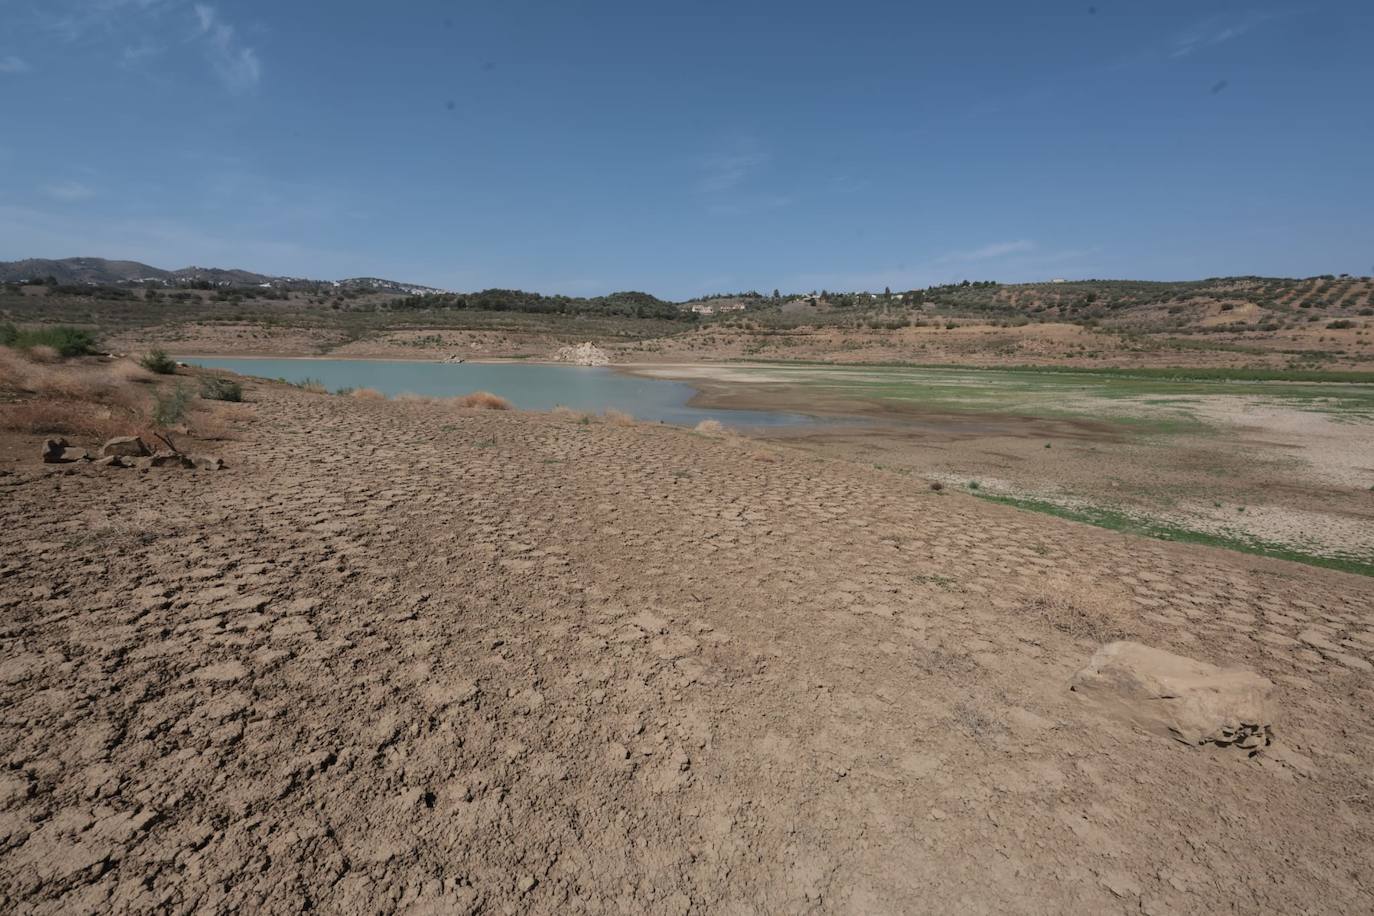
left=0, top=325, right=98, bottom=356
left=140, top=349, right=178, bottom=374
left=200, top=377, right=243, bottom=402
left=1327, top=319, right=1355, bottom=329
left=152, top=384, right=192, bottom=427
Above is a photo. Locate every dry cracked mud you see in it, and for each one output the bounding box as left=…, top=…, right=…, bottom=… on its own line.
left=2, top=382, right=1372, bottom=914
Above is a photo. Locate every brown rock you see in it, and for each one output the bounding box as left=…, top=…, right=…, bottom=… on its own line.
left=95, top=455, right=127, bottom=468
left=41, top=437, right=69, bottom=463
left=101, top=436, right=150, bottom=458
left=1070, top=641, right=1275, bottom=747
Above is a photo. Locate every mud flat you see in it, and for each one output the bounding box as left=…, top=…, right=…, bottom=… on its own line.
left=1, top=378, right=1373, bottom=913
left=629, top=362, right=1374, bottom=572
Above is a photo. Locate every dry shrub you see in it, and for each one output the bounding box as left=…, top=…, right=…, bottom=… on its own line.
left=0, top=347, right=45, bottom=391
left=110, top=360, right=155, bottom=384
left=0, top=349, right=143, bottom=406
left=1023, top=595, right=1129, bottom=643
left=693, top=419, right=725, bottom=437
left=0, top=399, right=145, bottom=440
left=298, top=381, right=329, bottom=395
left=452, top=391, right=512, bottom=410
left=603, top=408, right=634, bottom=426
left=26, top=345, right=60, bottom=364
left=190, top=403, right=243, bottom=441
left=350, top=387, right=386, bottom=401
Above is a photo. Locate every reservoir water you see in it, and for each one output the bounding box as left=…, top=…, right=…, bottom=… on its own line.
left=183, top=357, right=813, bottom=428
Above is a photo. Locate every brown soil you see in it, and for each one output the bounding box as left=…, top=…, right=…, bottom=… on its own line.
left=2, top=382, right=1373, bottom=913
left=104, top=319, right=1374, bottom=371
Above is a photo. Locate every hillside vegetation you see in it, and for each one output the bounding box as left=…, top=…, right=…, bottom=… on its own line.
left=2, top=266, right=1372, bottom=368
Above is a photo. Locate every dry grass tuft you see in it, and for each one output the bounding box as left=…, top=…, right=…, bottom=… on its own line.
left=350, top=387, right=386, bottom=401
left=25, top=345, right=61, bottom=364
left=0, top=399, right=148, bottom=440
left=190, top=403, right=245, bottom=441
left=1023, top=595, right=1129, bottom=643
left=110, top=360, right=155, bottom=384
left=603, top=408, right=635, bottom=426
left=452, top=391, right=512, bottom=410
left=693, top=419, right=725, bottom=437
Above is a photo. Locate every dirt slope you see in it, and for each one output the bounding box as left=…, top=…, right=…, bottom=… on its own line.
left=1, top=384, right=1372, bottom=914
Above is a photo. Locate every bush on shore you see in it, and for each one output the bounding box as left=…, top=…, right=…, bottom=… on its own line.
left=1, top=323, right=99, bottom=357
left=200, top=377, right=243, bottom=402
left=140, top=349, right=178, bottom=375
left=152, top=384, right=192, bottom=427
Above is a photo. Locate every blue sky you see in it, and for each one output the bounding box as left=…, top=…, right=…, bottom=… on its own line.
left=1, top=0, right=1371, bottom=297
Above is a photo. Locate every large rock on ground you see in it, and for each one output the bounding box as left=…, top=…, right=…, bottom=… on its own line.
left=101, top=436, right=150, bottom=458
left=1071, top=641, right=1275, bottom=750
left=41, top=438, right=88, bottom=463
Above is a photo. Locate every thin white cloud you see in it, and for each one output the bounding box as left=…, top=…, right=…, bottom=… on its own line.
left=791, top=242, right=1101, bottom=293
left=1171, top=11, right=1273, bottom=58
left=935, top=239, right=1036, bottom=264
left=44, top=181, right=96, bottom=202
left=696, top=141, right=769, bottom=194
left=120, top=40, right=164, bottom=68
left=0, top=55, right=31, bottom=74
left=192, top=4, right=261, bottom=93
left=24, top=1, right=261, bottom=94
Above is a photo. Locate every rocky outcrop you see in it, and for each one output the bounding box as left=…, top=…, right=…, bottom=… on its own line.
left=1071, top=641, right=1274, bottom=751
left=101, top=436, right=150, bottom=458
left=552, top=342, right=610, bottom=367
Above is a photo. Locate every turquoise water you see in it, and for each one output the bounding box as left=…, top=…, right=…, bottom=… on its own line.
left=183, top=357, right=814, bottom=428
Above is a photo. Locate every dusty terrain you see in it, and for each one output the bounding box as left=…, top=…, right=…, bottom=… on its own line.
left=102, top=318, right=1374, bottom=372
left=2, top=377, right=1373, bottom=914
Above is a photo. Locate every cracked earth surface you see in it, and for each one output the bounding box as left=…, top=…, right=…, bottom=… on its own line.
left=2, top=381, right=1372, bottom=914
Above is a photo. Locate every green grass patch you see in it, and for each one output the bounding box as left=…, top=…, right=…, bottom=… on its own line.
left=1, top=323, right=99, bottom=357
left=975, top=492, right=1374, bottom=577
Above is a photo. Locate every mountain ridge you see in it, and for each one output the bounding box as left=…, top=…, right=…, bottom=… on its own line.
left=0, top=257, right=449, bottom=295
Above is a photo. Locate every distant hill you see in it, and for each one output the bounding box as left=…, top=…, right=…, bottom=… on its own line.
left=0, top=257, right=448, bottom=295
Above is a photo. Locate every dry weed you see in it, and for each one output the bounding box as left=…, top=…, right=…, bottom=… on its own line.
left=26, top=345, right=60, bottom=364
left=110, top=360, right=155, bottom=384
left=1024, top=595, right=1129, bottom=643
left=693, top=419, right=725, bottom=437
left=452, top=391, right=512, bottom=410
left=190, top=403, right=244, bottom=441
left=603, top=408, right=635, bottom=426
left=350, top=387, right=386, bottom=401
left=0, top=399, right=146, bottom=440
